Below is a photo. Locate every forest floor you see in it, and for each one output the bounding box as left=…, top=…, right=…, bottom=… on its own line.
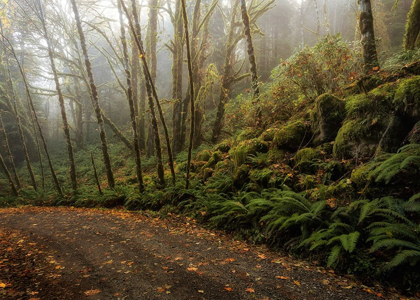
left=0, top=207, right=403, bottom=300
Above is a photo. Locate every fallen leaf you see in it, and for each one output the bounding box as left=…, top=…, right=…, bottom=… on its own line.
left=157, top=287, right=165, bottom=293
left=84, top=289, right=101, bottom=296
left=293, top=280, right=301, bottom=286
left=187, top=267, right=198, bottom=272
left=0, top=282, right=6, bottom=288
left=198, top=290, right=204, bottom=293
left=224, top=287, right=233, bottom=292
left=245, top=288, right=255, bottom=293
left=276, top=276, right=290, bottom=280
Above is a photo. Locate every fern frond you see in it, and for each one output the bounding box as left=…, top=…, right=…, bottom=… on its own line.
left=327, top=245, right=341, bottom=267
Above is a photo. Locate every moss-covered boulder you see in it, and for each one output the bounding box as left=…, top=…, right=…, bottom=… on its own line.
left=195, top=149, right=212, bottom=161
left=273, top=120, right=308, bottom=151
left=202, top=168, right=214, bottom=180
left=233, top=164, right=250, bottom=187
left=408, top=121, right=420, bottom=143
left=260, top=127, right=277, bottom=142
left=311, top=93, right=345, bottom=144
left=230, top=139, right=269, bottom=167
left=249, top=168, right=272, bottom=186
left=203, top=151, right=223, bottom=169
left=393, top=76, right=420, bottom=118
left=334, top=82, right=405, bottom=158
left=215, top=141, right=231, bottom=153
left=294, top=148, right=321, bottom=172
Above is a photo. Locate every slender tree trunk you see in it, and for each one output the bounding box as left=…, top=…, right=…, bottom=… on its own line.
left=90, top=152, right=103, bottom=195
left=0, top=111, right=21, bottom=190
left=122, top=0, right=176, bottom=185
left=240, top=0, right=259, bottom=97
left=172, top=1, right=184, bottom=155
left=212, top=0, right=240, bottom=143
left=117, top=0, right=144, bottom=192
left=131, top=40, right=144, bottom=150
left=120, top=0, right=164, bottom=186
left=0, top=153, right=18, bottom=196
left=38, top=0, right=77, bottom=190
left=358, top=0, right=379, bottom=73
left=404, top=0, right=420, bottom=50
left=181, top=0, right=195, bottom=189
left=70, top=0, right=115, bottom=189
left=0, top=24, right=37, bottom=191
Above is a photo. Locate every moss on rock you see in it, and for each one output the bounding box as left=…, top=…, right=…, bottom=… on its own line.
left=394, top=76, right=420, bottom=118
left=311, top=93, right=345, bottom=144
left=203, top=151, right=223, bottom=169
left=294, top=148, right=321, bottom=172
left=195, top=149, right=212, bottom=161
left=230, top=139, right=269, bottom=168
left=273, top=120, right=308, bottom=151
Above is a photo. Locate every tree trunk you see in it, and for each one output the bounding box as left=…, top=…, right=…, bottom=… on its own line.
left=0, top=153, right=18, bottom=196
left=358, top=0, right=379, bottom=73
left=181, top=0, right=195, bottom=189
left=404, top=0, right=420, bottom=51
left=117, top=0, right=144, bottom=192
left=121, top=0, right=164, bottom=187
left=7, top=42, right=63, bottom=196
left=212, top=0, right=241, bottom=143
left=38, top=0, right=77, bottom=190
left=0, top=111, right=21, bottom=190
left=90, top=152, right=102, bottom=195
left=171, top=1, right=184, bottom=155
left=240, top=0, right=259, bottom=97
left=70, top=0, right=115, bottom=189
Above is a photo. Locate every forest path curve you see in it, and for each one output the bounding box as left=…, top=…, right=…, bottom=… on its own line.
left=0, top=207, right=383, bottom=300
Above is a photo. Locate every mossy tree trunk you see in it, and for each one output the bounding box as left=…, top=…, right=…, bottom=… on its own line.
left=404, top=0, right=420, bottom=50
left=240, top=0, right=259, bottom=98
left=171, top=1, right=184, bottom=155
left=358, top=0, right=379, bottom=73
left=181, top=0, right=195, bottom=189
left=70, top=0, right=115, bottom=189
left=0, top=153, right=18, bottom=196
left=0, top=111, right=21, bottom=190
left=6, top=39, right=63, bottom=196
left=0, top=22, right=37, bottom=191
left=117, top=0, right=144, bottom=192
left=212, top=0, right=241, bottom=143
left=38, top=0, right=77, bottom=190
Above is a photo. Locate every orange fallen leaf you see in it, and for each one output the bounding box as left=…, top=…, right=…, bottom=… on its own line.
left=187, top=267, right=198, bottom=271
left=157, top=287, right=165, bottom=293
left=84, top=289, right=101, bottom=296
left=224, top=287, right=233, bottom=292
left=276, top=276, right=290, bottom=280
left=245, top=288, right=255, bottom=293
left=293, top=280, right=301, bottom=286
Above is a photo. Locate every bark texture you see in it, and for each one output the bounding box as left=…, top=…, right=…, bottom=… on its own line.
left=358, top=0, right=379, bottom=72
left=38, top=0, right=77, bottom=190
left=404, top=0, right=420, bottom=50
left=70, top=0, right=115, bottom=189
left=117, top=0, right=144, bottom=192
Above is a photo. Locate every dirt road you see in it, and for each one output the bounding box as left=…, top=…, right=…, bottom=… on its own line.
left=0, top=207, right=383, bottom=299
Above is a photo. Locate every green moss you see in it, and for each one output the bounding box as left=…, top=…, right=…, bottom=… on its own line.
left=202, top=168, right=214, bottom=180
left=267, top=148, right=286, bottom=162
left=236, top=129, right=256, bottom=142
left=273, top=120, right=307, bottom=151
left=394, top=76, right=420, bottom=117
left=233, top=164, right=250, bottom=187
left=333, top=119, right=372, bottom=158
left=326, top=179, right=356, bottom=206
left=215, top=141, right=231, bottom=153
left=297, top=174, right=317, bottom=190
left=294, top=148, right=321, bottom=173
left=260, top=127, right=277, bottom=142
left=203, top=151, right=223, bottom=169
left=195, top=149, right=212, bottom=161
left=215, top=160, right=233, bottom=173
left=350, top=163, right=372, bottom=189
left=310, top=93, right=345, bottom=144
left=230, top=139, right=269, bottom=168
left=249, top=168, right=272, bottom=186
